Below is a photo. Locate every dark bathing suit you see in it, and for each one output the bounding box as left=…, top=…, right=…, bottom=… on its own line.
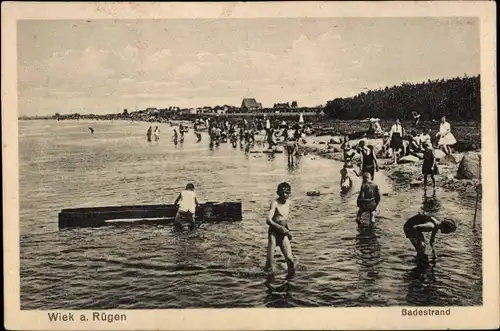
left=361, top=149, right=376, bottom=180
left=357, top=182, right=380, bottom=212
left=422, top=149, right=438, bottom=175
left=404, top=214, right=437, bottom=238
left=268, top=223, right=290, bottom=246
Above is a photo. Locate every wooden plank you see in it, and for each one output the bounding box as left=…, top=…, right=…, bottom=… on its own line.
left=58, top=202, right=242, bottom=229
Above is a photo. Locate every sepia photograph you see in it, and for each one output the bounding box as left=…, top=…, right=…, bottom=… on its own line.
left=2, top=2, right=498, bottom=330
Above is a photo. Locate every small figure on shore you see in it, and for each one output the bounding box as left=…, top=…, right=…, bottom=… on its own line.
left=436, top=116, right=457, bottom=156
left=422, top=143, right=438, bottom=188
left=340, top=165, right=353, bottom=194
left=412, top=111, right=421, bottom=126
left=403, top=214, right=456, bottom=261
left=389, top=119, right=405, bottom=165
left=356, top=172, right=381, bottom=224
left=172, top=129, right=179, bottom=146
left=358, top=140, right=379, bottom=180
left=265, top=182, right=296, bottom=279
left=154, top=126, right=160, bottom=141
left=88, top=127, right=95, bottom=135
left=147, top=126, right=153, bottom=142
left=173, top=183, right=200, bottom=231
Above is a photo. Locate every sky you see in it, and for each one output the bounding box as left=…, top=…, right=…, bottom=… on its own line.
left=17, top=17, right=479, bottom=116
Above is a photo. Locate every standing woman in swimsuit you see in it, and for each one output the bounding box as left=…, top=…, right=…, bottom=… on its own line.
left=389, top=119, right=404, bottom=165
left=358, top=140, right=379, bottom=180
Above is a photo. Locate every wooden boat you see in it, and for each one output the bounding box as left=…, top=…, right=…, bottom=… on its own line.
left=58, top=202, right=242, bottom=229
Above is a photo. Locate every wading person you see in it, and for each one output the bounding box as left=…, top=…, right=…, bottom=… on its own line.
left=154, top=126, right=160, bottom=141
left=422, top=143, right=438, bottom=189
left=403, top=214, right=457, bottom=261
left=265, top=182, right=296, bottom=279
left=173, top=183, right=200, bottom=231
left=172, top=129, right=179, bottom=146
left=340, top=165, right=353, bottom=194
left=436, top=116, right=457, bottom=156
left=389, top=119, right=404, bottom=164
left=358, top=140, right=379, bottom=181
left=356, top=172, right=381, bottom=223
left=147, top=126, right=153, bottom=142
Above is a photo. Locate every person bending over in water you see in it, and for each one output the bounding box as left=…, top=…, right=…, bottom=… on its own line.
left=356, top=172, right=380, bottom=223
left=88, top=127, right=95, bottom=135
left=265, top=182, right=296, bottom=279
left=404, top=214, right=456, bottom=261
left=340, top=165, right=353, bottom=194
left=174, top=183, right=200, bottom=230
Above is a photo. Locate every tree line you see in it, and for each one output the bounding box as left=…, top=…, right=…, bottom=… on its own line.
left=324, top=75, right=480, bottom=121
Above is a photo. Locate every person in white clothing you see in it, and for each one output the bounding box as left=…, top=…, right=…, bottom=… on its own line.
left=436, top=116, right=457, bottom=155
left=174, top=183, right=200, bottom=230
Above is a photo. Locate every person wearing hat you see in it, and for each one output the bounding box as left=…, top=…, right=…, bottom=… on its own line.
left=403, top=214, right=456, bottom=261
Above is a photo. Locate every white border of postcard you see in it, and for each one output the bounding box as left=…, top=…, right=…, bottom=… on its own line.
left=2, top=1, right=498, bottom=330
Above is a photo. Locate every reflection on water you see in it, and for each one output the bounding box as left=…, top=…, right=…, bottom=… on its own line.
left=19, top=120, right=482, bottom=309
left=421, top=190, right=442, bottom=214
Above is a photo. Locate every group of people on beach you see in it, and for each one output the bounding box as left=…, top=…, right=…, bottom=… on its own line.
left=379, top=116, right=457, bottom=164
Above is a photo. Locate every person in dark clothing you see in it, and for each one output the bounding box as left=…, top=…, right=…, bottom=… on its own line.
left=404, top=214, right=456, bottom=260
left=358, top=140, right=379, bottom=180
left=422, top=143, right=438, bottom=188
left=356, top=172, right=381, bottom=223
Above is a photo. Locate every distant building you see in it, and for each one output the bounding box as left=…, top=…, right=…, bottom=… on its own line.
left=241, top=98, right=263, bottom=112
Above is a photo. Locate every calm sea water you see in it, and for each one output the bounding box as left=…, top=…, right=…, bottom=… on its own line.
left=19, top=120, right=482, bottom=309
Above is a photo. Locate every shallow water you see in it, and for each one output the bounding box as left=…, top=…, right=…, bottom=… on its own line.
left=19, top=120, right=482, bottom=309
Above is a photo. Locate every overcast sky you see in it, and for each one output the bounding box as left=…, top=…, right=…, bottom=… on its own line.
left=18, top=17, right=479, bottom=116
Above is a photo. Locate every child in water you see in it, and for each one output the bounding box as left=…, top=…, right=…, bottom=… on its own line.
left=404, top=214, right=456, bottom=261
left=340, top=164, right=353, bottom=194
left=265, top=182, right=296, bottom=279
left=173, top=183, right=200, bottom=230
left=356, top=172, right=381, bottom=223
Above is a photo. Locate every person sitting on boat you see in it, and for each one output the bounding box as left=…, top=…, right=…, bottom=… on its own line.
left=403, top=214, right=456, bottom=261
left=356, top=172, right=381, bottom=224
left=174, top=183, right=200, bottom=230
